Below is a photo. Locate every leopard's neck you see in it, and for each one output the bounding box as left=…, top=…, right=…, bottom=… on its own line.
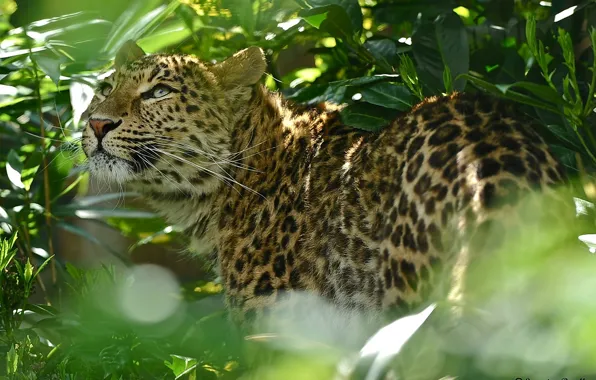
left=131, top=85, right=292, bottom=257
left=131, top=184, right=219, bottom=256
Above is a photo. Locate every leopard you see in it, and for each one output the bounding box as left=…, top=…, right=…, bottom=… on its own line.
left=81, top=40, right=573, bottom=342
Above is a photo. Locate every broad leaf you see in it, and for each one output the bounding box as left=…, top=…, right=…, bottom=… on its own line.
left=359, top=83, right=413, bottom=111
left=347, top=304, right=436, bottom=380
left=223, top=0, right=256, bottom=34
left=459, top=74, right=561, bottom=114
left=287, top=75, right=396, bottom=104
left=412, top=11, right=469, bottom=93
left=298, top=0, right=362, bottom=35
left=300, top=5, right=356, bottom=41
left=103, top=0, right=180, bottom=57
left=340, top=103, right=400, bottom=131
left=55, top=221, right=130, bottom=262
left=32, top=52, right=63, bottom=86
left=496, top=81, right=564, bottom=107
left=364, top=39, right=399, bottom=68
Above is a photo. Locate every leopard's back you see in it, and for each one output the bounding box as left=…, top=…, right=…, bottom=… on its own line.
left=346, top=92, right=569, bottom=315
left=217, top=90, right=570, bottom=330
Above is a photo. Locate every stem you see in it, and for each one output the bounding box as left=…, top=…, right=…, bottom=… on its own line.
left=28, top=40, right=56, bottom=305
left=583, top=64, right=596, bottom=118
left=18, top=205, right=48, bottom=297
left=573, top=124, right=596, bottom=165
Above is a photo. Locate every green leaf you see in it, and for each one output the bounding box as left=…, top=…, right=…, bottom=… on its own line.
left=68, top=192, right=139, bottom=207
left=398, top=54, right=424, bottom=100
left=458, top=74, right=561, bottom=114
left=364, top=39, right=399, bottom=68
left=287, top=75, right=395, bottom=104
left=32, top=52, right=63, bottom=85
left=165, top=355, right=198, bottom=378
left=25, top=304, right=59, bottom=317
left=6, top=149, right=24, bottom=189
left=224, top=0, right=255, bottom=34
left=0, top=233, right=17, bottom=271
left=356, top=304, right=436, bottom=380
left=372, top=1, right=453, bottom=25
left=53, top=207, right=157, bottom=219
left=7, top=345, right=18, bottom=374
left=443, top=64, right=453, bottom=94
left=298, top=0, right=362, bottom=35
left=129, top=225, right=182, bottom=252
left=137, top=15, right=200, bottom=53
left=359, top=83, right=413, bottom=111
left=525, top=16, right=537, bottom=56
left=412, top=11, right=469, bottom=93
left=23, top=259, right=34, bottom=284
left=33, top=255, right=54, bottom=280
left=20, top=151, right=41, bottom=191
left=55, top=221, right=130, bottom=262
left=103, top=0, right=180, bottom=57
left=300, top=5, right=355, bottom=41
left=340, top=103, right=399, bottom=131
left=302, top=11, right=328, bottom=28
left=495, top=82, right=564, bottom=107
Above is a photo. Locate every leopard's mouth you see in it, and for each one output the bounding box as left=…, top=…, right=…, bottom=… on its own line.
left=86, top=150, right=137, bottom=183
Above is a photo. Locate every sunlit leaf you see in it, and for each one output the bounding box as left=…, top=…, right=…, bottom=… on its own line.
left=224, top=0, right=256, bottom=34
left=103, top=0, right=180, bottom=57
left=53, top=206, right=157, bottom=219
left=23, top=259, right=34, bottom=284
left=20, top=151, right=41, bottom=191
left=165, top=355, right=198, bottom=378
left=70, top=81, right=95, bottom=126
left=302, top=11, right=328, bottom=28
left=297, top=0, right=362, bottom=34
left=349, top=304, right=436, bottom=380
left=32, top=52, right=63, bottom=85
left=6, top=149, right=24, bottom=189
left=68, top=192, right=139, bottom=207
left=129, top=225, right=182, bottom=252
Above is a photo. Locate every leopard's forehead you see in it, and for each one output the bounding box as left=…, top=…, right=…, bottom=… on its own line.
left=107, top=54, right=212, bottom=84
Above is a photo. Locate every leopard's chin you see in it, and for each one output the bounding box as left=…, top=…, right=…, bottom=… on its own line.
left=87, top=151, right=136, bottom=184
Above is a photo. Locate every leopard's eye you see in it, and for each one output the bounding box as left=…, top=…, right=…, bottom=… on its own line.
left=99, top=83, right=113, bottom=97
left=152, top=85, right=171, bottom=98
left=142, top=84, right=173, bottom=100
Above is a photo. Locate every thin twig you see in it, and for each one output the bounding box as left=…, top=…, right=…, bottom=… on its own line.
left=29, top=43, right=56, bottom=306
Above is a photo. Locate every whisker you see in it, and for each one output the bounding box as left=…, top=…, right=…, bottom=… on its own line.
left=154, top=148, right=264, bottom=198
left=24, top=131, right=81, bottom=144
left=149, top=136, right=272, bottom=169
left=128, top=146, right=189, bottom=195
left=151, top=141, right=263, bottom=173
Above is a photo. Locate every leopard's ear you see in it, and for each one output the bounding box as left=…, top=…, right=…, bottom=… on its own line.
left=115, top=40, right=145, bottom=69
left=211, top=46, right=266, bottom=88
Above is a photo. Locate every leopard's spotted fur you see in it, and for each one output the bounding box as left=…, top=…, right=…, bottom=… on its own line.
left=82, top=42, right=571, bottom=334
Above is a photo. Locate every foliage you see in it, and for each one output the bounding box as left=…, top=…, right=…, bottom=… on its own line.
left=0, top=0, right=596, bottom=378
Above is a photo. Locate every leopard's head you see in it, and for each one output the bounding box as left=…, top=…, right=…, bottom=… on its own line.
left=81, top=41, right=266, bottom=193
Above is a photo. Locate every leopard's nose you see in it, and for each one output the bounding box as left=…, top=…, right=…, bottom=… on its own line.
left=89, top=118, right=122, bottom=139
